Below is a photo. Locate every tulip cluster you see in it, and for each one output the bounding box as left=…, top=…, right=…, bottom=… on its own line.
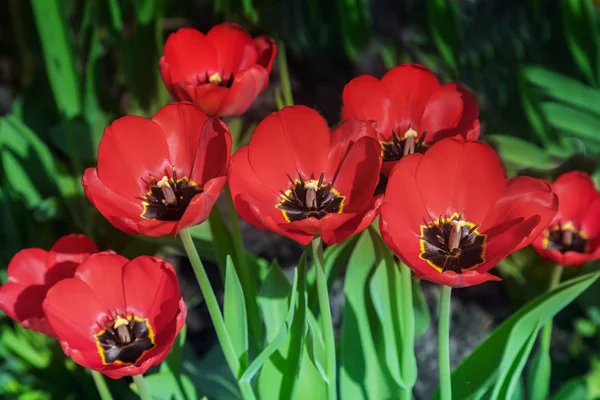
left=2, top=20, right=600, bottom=400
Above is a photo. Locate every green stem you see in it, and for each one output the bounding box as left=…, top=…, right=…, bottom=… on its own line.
left=132, top=375, right=152, bottom=400
left=311, top=237, right=337, bottom=400
left=541, top=264, right=563, bottom=352
left=91, top=370, right=113, bottom=400
left=224, top=186, right=262, bottom=355
left=400, top=261, right=416, bottom=394
left=438, top=285, right=452, bottom=400
left=276, top=40, right=294, bottom=107
left=179, top=229, right=256, bottom=400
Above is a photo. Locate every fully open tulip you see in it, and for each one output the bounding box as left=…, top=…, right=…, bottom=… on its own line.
left=379, top=137, right=558, bottom=287
left=228, top=105, right=383, bottom=245
left=342, top=63, right=480, bottom=175
left=83, top=102, right=231, bottom=237
left=0, top=234, right=98, bottom=336
left=532, top=171, right=600, bottom=266
left=43, top=253, right=186, bottom=379
left=159, top=23, right=277, bottom=117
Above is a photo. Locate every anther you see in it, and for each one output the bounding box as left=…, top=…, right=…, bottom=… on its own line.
left=209, top=72, right=222, bottom=84
left=449, top=219, right=467, bottom=251
left=157, top=176, right=178, bottom=206
left=403, top=127, right=418, bottom=156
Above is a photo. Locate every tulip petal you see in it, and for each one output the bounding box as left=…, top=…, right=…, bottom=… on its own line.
left=162, top=28, right=218, bottom=83
left=322, top=195, right=384, bottom=245
left=553, top=171, right=599, bottom=226
left=414, top=270, right=501, bottom=288
left=342, top=75, right=394, bottom=138
left=190, top=118, right=231, bottom=185
left=6, top=248, right=47, bottom=286
left=253, top=36, right=277, bottom=76
left=206, top=23, right=254, bottom=77
left=46, top=234, right=99, bottom=286
left=217, top=65, right=268, bottom=117
left=176, top=176, right=226, bottom=232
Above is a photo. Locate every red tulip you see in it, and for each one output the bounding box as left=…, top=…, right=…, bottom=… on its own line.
left=159, top=23, right=277, bottom=117
left=83, top=102, right=231, bottom=237
left=43, top=253, right=186, bottom=379
left=228, top=105, right=383, bottom=245
left=532, top=171, right=600, bottom=266
left=0, top=234, right=98, bottom=336
left=342, top=63, right=480, bottom=175
left=379, top=137, right=557, bottom=287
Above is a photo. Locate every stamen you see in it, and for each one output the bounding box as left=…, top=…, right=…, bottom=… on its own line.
left=113, top=316, right=131, bottom=344
left=304, top=180, right=319, bottom=209
left=113, top=316, right=129, bottom=329
left=157, top=176, right=178, bottom=206
left=403, top=127, right=418, bottom=156
left=562, top=230, right=574, bottom=247
left=449, top=220, right=467, bottom=251
left=209, top=72, right=222, bottom=84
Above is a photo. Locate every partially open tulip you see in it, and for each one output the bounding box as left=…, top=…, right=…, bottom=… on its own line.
left=0, top=234, right=98, bottom=336
left=380, top=137, right=557, bottom=287
left=228, top=105, right=383, bottom=245
left=83, top=102, right=231, bottom=237
left=532, top=171, right=600, bottom=266
left=342, top=63, right=480, bottom=175
left=43, top=253, right=186, bottom=379
left=159, top=23, right=277, bottom=117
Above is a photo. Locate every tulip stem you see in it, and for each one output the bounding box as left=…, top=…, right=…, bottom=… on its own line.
left=91, top=370, right=113, bottom=400
left=541, top=264, right=563, bottom=352
left=179, top=229, right=256, bottom=400
left=224, top=185, right=262, bottom=356
left=132, top=374, right=152, bottom=400
left=311, top=237, right=337, bottom=400
left=438, top=285, right=452, bottom=400
left=400, top=261, right=417, bottom=396
left=277, top=40, right=294, bottom=107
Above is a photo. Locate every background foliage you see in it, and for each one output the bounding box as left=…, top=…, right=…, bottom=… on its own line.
left=1, top=0, right=600, bottom=399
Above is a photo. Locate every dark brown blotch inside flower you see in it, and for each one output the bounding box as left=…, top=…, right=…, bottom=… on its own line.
left=276, top=172, right=345, bottom=222
left=419, top=213, right=486, bottom=273
left=545, top=222, right=588, bottom=254
left=141, top=169, right=202, bottom=221
left=381, top=127, right=427, bottom=162
left=95, top=316, right=155, bottom=365
left=198, top=71, right=234, bottom=88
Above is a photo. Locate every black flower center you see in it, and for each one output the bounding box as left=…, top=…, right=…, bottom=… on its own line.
left=141, top=168, right=202, bottom=221
left=419, top=213, right=487, bottom=273
left=199, top=71, right=234, bottom=88
left=95, top=315, right=155, bottom=365
left=276, top=171, right=345, bottom=222
left=543, top=221, right=589, bottom=254
left=381, top=127, right=427, bottom=162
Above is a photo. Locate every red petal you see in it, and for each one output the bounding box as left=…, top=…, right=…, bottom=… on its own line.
left=43, top=279, right=105, bottom=363
left=0, top=282, right=48, bottom=329
left=414, top=270, right=501, bottom=288
left=552, top=171, right=599, bottom=226
left=121, top=257, right=181, bottom=332
left=6, top=248, right=47, bottom=286
left=162, top=28, right=218, bottom=83
left=342, top=75, right=394, bottom=137
left=46, top=234, right=99, bottom=286
left=151, top=102, right=209, bottom=176
left=137, top=219, right=178, bottom=237
left=82, top=169, right=143, bottom=235
left=415, top=137, right=505, bottom=224
left=420, top=83, right=480, bottom=143
left=176, top=176, right=226, bottom=232
left=190, top=118, right=231, bottom=185
left=206, top=23, right=254, bottom=76
left=248, top=106, right=331, bottom=194
left=582, top=196, right=600, bottom=239
left=326, top=136, right=381, bottom=213
left=74, top=253, right=128, bottom=315
left=97, top=115, right=172, bottom=200
left=322, top=195, right=384, bottom=245
left=380, top=64, right=440, bottom=134
left=217, top=65, right=268, bottom=117
left=189, top=83, right=229, bottom=117
left=253, top=36, right=277, bottom=75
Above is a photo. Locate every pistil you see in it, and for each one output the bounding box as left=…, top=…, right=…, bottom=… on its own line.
left=304, top=180, right=319, bottom=209
left=157, top=176, right=178, bottom=206
left=449, top=219, right=467, bottom=251
left=113, top=316, right=131, bottom=344
left=403, top=128, right=418, bottom=156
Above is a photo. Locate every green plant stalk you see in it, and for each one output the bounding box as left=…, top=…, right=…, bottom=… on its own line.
left=91, top=371, right=113, bottom=400
left=179, top=229, right=256, bottom=400
left=311, top=237, right=337, bottom=400
left=224, top=186, right=262, bottom=355
left=400, top=261, right=416, bottom=392
left=132, top=375, right=152, bottom=400
left=277, top=40, right=294, bottom=107
left=438, top=285, right=452, bottom=400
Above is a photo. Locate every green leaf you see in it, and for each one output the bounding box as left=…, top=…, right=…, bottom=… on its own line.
left=340, top=230, right=403, bottom=399
left=305, top=313, right=328, bottom=383
left=541, top=102, right=600, bottom=145
left=427, top=0, right=461, bottom=76
left=527, top=346, right=551, bottom=400
left=49, top=119, right=95, bottom=162
left=434, top=271, right=600, bottom=400
left=574, top=318, right=597, bottom=337
left=130, top=371, right=197, bottom=400
left=293, top=310, right=328, bottom=400
left=30, top=0, right=81, bottom=118
left=1, top=149, right=42, bottom=208
left=487, top=135, right=553, bottom=170
left=562, top=0, right=599, bottom=86
left=518, top=68, right=550, bottom=145
left=162, top=325, right=187, bottom=375
left=224, top=256, right=249, bottom=369
left=84, top=30, right=108, bottom=151
left=206, top=208, right=235, bottom=280
left=551, top=378, right=588, bottom=400
left=490, top=321, right=542, bottom=400
left=412, top=279, right=431, bottom=339
left=241, top=260, right=299, bottom=383
left=255, top=255, right=307, bottom=399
